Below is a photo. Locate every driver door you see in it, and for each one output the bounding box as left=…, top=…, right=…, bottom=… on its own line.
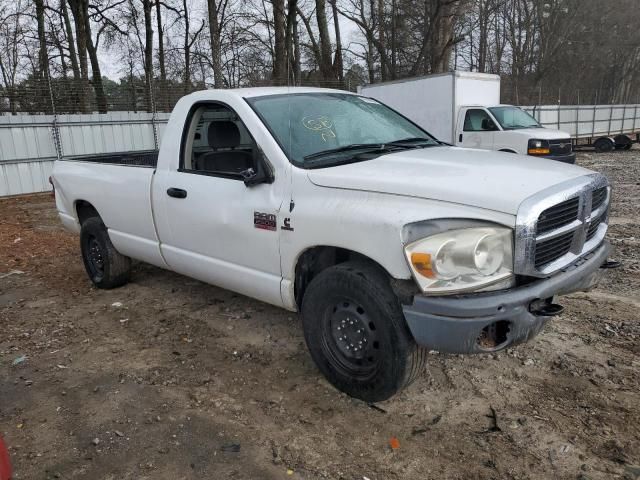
left=457, top=108, right=497, bottom=150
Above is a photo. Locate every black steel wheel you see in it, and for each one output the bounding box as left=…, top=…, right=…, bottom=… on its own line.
left=301, top=261, right=426, bottom=402
left=80, top=216, right=131, bottom=289
left=84, top=235, right=105, bottom=281
left=321, top=298, right=380, bottom=381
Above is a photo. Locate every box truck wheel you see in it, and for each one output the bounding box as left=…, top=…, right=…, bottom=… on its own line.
left=301, top=261, right=426, bottom=402
left=594, top=137, right=615, bottom=153
left=80, top=217, right=131, bottom=289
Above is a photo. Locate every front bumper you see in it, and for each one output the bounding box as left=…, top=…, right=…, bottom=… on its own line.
left=402, top=240, right=610, bottom=354
left=542, top=152, right=576, bottom=164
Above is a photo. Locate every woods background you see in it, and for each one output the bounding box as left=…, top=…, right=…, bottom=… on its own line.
left=1, top=0, right=640, bottom=114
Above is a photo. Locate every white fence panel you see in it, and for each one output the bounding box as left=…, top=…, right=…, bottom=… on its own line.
left=0, top=115, right=58, bottom=162
left=0, top=112, right=169, bottom=197
left=0, top=159, right=54, bottom=197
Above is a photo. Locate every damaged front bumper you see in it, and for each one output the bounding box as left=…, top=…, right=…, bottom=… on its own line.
left=402, top=240, right=611, bottom=354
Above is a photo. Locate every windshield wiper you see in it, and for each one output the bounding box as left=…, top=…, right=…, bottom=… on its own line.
left=387, top=137, right=442, bottom=148
left=303, top=143, right=386, bottom=161
left=388, top=137, right=431, bottom=144
left=305, top=155, right=375, bottom=169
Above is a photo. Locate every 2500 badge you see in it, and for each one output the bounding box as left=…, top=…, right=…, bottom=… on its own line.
left=254, top=212, right=277, bottom=231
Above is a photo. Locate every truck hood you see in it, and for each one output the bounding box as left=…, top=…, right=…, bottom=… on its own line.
left=507, top=128, right=570, bottom=139
left=307, top=146, right=592, bottom=215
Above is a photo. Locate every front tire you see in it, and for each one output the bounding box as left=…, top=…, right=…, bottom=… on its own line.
left=80, top=217, right=131, bottom=289
left=301, top=261, right=426, bottom=402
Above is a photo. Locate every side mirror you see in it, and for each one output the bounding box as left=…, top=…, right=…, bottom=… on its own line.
left=481, top=118, right=497, bottom=131
left=240, top=167, right=268, bottom=187
left=241, top=150, right=274, bottom=187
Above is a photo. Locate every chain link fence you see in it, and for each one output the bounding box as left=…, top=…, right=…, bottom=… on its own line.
left=0, top=77, right=359, bottom=117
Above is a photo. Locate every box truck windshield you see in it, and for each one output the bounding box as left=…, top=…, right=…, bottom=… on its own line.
left=489, top=106, right=542, bottom=130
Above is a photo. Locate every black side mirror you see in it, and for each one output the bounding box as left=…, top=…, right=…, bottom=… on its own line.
left=242, top=149, right=274, bottom=187
left=481, top=118, right=497, bottom=131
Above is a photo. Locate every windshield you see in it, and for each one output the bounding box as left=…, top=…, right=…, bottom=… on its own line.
left=489, top=106, right=541, bottom=130
left=247, top=93, right=439, bottom=168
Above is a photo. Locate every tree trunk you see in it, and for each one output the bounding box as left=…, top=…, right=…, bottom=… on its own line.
left=83, top=3, right=107, bottom=113
left=67, top=0, right=90, bottom=112
left=207, top=0, right=224, bottom=88
left=143, top=0, right=154, bottom=112
left=34, top=0, right=48, bottom=79
left=155, top=0, right=167, bottom=109
left=285, top=0, right=298, bottom=84
left=330, top=0, right=344, bottom=83
left=315, top=0, right=334, bottom=80
left=182, top=0, right=191, bottom=94
left=376, top=0, right=386, bottom=80
left=34, top=0, right=50, bottom=113
left=293, top=7, right=301, bottom=83
left=61, top=0, right=81, bottom=81
left=272, top=0, right=286, bottom=83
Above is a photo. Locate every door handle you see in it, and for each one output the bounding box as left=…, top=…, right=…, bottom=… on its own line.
left=167, top=187, right=187, bottom=199
left=459, top=133, right=463, bottom=142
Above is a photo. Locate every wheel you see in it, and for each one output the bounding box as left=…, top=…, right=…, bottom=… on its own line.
left=301, top=261, right=426, bottom=402
left=594, top=137, right=614, bottom=153
left=614, top=134, right=632, bottom=150
left=80, top=217, right=131, bottom=289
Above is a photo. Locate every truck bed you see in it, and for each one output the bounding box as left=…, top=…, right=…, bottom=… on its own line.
left=61, top=150, right=158, bottom=168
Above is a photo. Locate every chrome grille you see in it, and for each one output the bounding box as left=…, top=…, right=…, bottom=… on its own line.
left=515, top=174, right=610, bottom=277
left=534, top=231, right=575, bottom=268
left=537, top=197, right=579, bottom=234
left=592, top=187, right=607, bottom=211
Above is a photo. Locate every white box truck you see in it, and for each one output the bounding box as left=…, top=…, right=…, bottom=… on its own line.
left=359, top=71, right=576, bottom=163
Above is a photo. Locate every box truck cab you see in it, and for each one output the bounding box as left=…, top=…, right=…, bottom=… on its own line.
left=359, top=72, right=576, bottom=164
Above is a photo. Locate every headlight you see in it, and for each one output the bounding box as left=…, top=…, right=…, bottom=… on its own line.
left=404, top=227, right=514, bottom=294
left=528, top=139, right=550, bottom=155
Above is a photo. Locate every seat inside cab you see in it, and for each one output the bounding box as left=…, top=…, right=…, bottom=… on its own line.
left=185, top=104, right=255, bottom=175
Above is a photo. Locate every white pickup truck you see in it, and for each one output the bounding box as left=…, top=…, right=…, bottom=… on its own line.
left=52, top=87, right=612, bottom=402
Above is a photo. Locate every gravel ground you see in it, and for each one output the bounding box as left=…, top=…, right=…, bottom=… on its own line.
left=1, top=149, right=639, bottom=480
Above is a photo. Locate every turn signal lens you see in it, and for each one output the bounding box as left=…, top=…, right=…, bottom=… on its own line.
left=410, top=252, right=434, bottom=278
left=528, top=147, right=550, bottom=155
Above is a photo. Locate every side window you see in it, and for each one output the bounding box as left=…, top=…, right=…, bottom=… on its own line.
left=182, top=103, right=256, bottom=177
left=463, top=109, right=495, bottom=132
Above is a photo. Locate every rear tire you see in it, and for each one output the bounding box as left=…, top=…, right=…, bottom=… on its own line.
left=80, top=217, right=131, bottom=289
left=301, top=261, right=426, bottom=402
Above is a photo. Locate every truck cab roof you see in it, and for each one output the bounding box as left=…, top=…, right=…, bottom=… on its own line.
left=186, top=86, right=354, bottom=100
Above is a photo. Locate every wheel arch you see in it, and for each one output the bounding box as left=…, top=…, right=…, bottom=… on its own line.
left=75, top=200, right=101, bottom=225
left=293, top=245, right=415, bottom=310
left=498, top=148, right=518, bottom=154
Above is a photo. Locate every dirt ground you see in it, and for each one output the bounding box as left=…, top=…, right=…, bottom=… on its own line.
left=1, top=149, right=639, bottom=480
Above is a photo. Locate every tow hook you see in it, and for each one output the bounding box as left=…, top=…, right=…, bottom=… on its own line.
left=600, top=259, right=621, bottom=269
left=529, top=299, right=564, bottom=317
